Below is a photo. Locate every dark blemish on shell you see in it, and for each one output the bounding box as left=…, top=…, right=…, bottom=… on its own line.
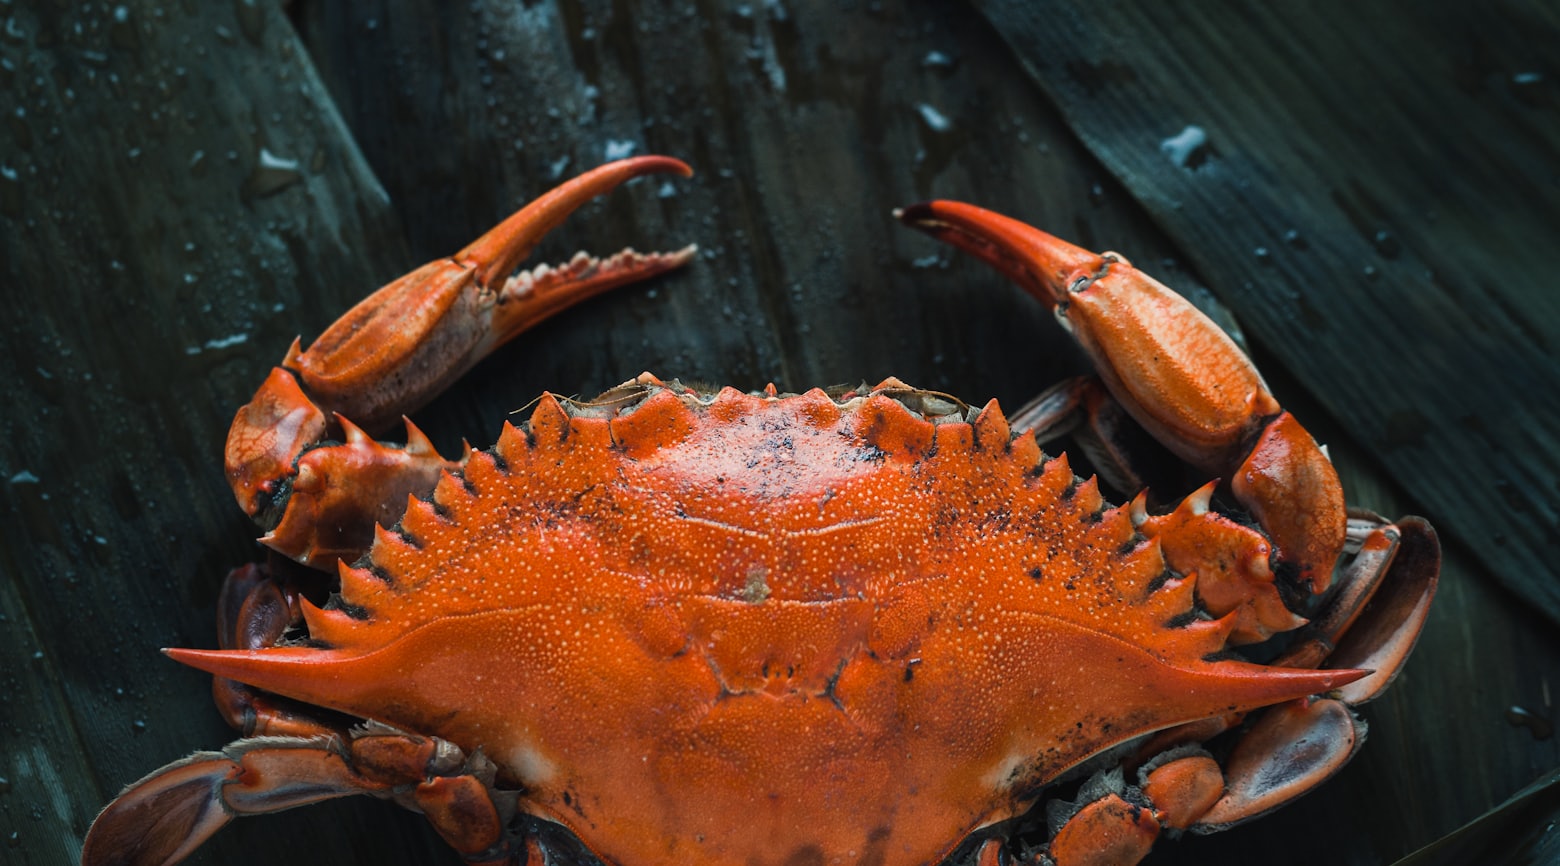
left=784, top=845, right=826, bottom=866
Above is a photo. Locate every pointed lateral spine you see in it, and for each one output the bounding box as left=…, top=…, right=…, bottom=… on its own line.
left=1180, top=609, right=1243, bottom=659
left=527, top=393, right=573, bottom=448
left=1070, top=476, right=1104, bottom=516
left=362, top=522, right=416, bottom=581
left=396, top=477, right=459, bottom=567
left=971, top=399, right=1011, bottom=451
left=402, top=417, right=441, bottom=458
left=336, top=413, right=371, bottom=446
left=430, top=466, right=477, bottom=517
left=495, top=420, right=530, bottom=468
left=300, top=587, right=365, bottom=648
left=1145, top=569, right=1201, bottom=625
left=1007, top=429, right=1045, bottom=476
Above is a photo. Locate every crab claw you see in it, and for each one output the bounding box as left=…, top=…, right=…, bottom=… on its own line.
left=897, top=202, right=1345, bottom=590
left=223, top=157, right=695, bottom=558
left=284, top=155, right=696, bottom=433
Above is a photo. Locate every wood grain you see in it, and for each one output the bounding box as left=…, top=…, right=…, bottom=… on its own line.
left=1, top=2, right=1556, bottom=865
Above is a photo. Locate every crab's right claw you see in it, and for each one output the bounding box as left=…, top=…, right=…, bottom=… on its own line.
left=897, top=202, right=1344, bottom=593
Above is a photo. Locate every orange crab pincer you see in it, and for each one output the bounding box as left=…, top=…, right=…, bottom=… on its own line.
left=83, top=157, right=1438, bottom=866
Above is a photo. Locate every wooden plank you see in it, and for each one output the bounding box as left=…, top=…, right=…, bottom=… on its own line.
left=974, top=0, right=1560, bottom=623
left=2, top=1, right=1556, bottom=865
left=0, top=1, right=441, bottom=863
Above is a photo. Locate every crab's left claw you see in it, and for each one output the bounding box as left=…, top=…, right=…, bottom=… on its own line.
left=283, top=155, right=696, bottom=433
left=223, top=157, right=695, bottom=567
left=897, top=202, right=1344, bottom=593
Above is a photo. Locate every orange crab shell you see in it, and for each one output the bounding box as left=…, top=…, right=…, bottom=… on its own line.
left=172, top=376, right=1360, bottom=866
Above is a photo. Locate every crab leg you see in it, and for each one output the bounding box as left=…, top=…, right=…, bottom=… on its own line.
left=208, top=561, right=360, bottom=738
left=897, top=202, right=1344, bottom=593
left=1009, top=375, right=1156, bottom=499
left=225, top=156, right=695, bottom=568
left=80, top=729, right=521, bottom=866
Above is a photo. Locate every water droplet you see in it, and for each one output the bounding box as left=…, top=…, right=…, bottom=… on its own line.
left=920, top=50, right=957, bottom=75
left=1160, top=125, right=1208, bottom=169
left=1505, top=705, right=1553, bottom=740
left=915, top=103, right=953, bottom=133
left=1283, top=229, right=1307, bottom=250
left=1253, top=246, right=1271, bottom=264
left=604, top=139, right=637, bottom=160
left=243, top=148, right=302, bottom=198
left=0, top=162, right=20, bottom=217
left=8, top=106, right=31, bottom=152
left=1372, top=229, right=1400, bottom=259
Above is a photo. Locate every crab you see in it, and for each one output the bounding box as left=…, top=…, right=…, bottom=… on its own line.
left=82, top=156, right=1438, bottom=866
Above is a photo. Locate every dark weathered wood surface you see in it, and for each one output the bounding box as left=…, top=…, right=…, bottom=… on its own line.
left=1, top=2, right=1556, bottom=865
left=1394, top=769, right=1560, bottom=865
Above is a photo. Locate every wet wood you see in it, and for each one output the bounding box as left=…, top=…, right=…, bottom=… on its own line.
left=1, top=2, right=1556, bottom=865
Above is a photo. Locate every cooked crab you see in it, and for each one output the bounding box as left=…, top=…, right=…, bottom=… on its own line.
left=81, top=156, right=1437, bottom=866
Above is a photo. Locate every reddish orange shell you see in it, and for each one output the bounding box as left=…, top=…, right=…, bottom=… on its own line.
left=177, top=378, right=1358, bottom=866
